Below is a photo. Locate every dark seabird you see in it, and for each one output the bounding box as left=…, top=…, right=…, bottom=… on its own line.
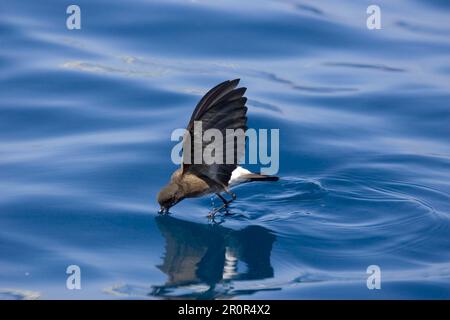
left=157, top=79, right=279, bottom=216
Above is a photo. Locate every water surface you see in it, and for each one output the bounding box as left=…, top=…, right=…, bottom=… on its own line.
left=1, top=0, right=449, bottom=299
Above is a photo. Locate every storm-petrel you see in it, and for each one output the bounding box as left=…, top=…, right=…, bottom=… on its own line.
left=157, top=79, right=278, bottom=216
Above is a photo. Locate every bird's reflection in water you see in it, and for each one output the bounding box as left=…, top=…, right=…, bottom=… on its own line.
left=151, top=215, right=278, bottom=299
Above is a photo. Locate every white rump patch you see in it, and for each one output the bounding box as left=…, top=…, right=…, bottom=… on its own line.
left=228, top=166, right=252, bottom=186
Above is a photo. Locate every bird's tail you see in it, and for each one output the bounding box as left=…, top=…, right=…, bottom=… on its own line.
left=240, top=173, right=279, bottom=182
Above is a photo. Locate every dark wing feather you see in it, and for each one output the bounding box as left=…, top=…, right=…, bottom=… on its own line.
left=181, top=79, right=247, bottom=187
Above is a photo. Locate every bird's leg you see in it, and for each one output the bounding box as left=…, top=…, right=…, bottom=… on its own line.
left=207, top=192, right=235, bottom=218
left=222, top=191, right=236, bottom=216
left=216, top=193, right=230, bottom=206
left=217, top=191, right=237, bottom=206
left=215, top=191, right=237, bottom=209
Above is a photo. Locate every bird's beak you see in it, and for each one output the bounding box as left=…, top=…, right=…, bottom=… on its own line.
left=158, top=206, right=168, bottom=214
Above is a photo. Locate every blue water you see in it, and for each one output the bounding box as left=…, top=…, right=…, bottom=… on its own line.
left=1, top=0, right=450, bottom=299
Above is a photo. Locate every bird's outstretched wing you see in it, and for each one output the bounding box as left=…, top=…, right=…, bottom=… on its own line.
left=181, top=79, right=247, bottom=187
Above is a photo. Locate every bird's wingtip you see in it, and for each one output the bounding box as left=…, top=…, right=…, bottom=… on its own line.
left=230, top=78, right=241, bottom=85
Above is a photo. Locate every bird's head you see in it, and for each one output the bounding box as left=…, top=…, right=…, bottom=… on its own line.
left=157, top=183, right=184, bottom=213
